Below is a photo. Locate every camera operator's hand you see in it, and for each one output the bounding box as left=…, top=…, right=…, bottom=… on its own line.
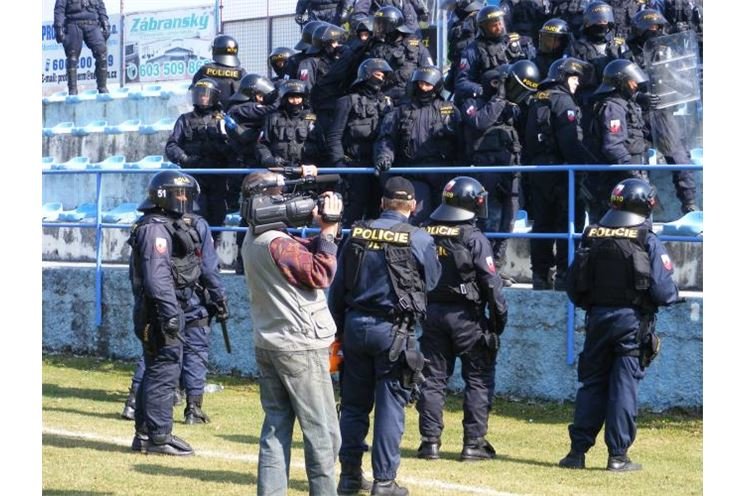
left=317, top=191, right=343, bottom=233
left=300, top=165, right=318, bottom=177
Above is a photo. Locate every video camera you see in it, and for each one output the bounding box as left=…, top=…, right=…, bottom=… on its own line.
left=241, top=168, right=342, bottom=235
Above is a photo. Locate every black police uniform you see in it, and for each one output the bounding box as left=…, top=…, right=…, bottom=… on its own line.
left=456, top=33, right=536, bottom=100
left=354, top=0, right=424, bottom=34
left=165, top=110, right=233, bottom=233
left=53, top=0, right=110, bottom=94
left=417, top=218, right=508, bottom=459
left=663, top=0, right=703, bottom=56
left=587, top=92, right=647, bottom=222
left=549, top=0, right=589, bottom=37
left=130, top=207, right=226, bottom=452
left=523, top=84, right=596, bottom=287
left=374, top=96, right=463, bottom=225
left=444, top=5, right=481, bottom=93
left=255, top=105, right=322, bottom=167
left=192, top=63, right=247, bottom=111
left=562, top=206, right=679, bottom=469
left=501, top=0, right=551, bottom=44
left=329, top=204, right=441, bottom=488
left=366, top=35, right=434, bottom=105
left=296, top=0, right=352, bottom=25
left=326, top=82, right=394, bottom=226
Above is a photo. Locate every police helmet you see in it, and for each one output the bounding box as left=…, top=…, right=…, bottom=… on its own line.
left=307, top=24, right=346, bottom=55
left=352, top=14, right=374, bottom=34
left=430, top=176, right=488, bottom=221
left=352, top=58, right=393, bottom=88
left=295, top=20, right=328, bottom=51
left=504, top=60, right=540, bottom=103
left=583, top=1, right=614, bottom=28
left=631, top=9, right=669, bottom=40
left=443, top=0, right=485, bottom=13
left=594, top=59, right=649, bottom=96
left=268, top=47, right=295, bottom=76
left=539, top=57, right=589, bottom=89
left=278, top=79, right=309, bottom=101
left=373, top=6, right=414, bottom=38
left=538, top=18, right=570, bottom=55
left=476, top=5, right=507, bottom=33
left=412, top=66, right=444, bottom=93
left=192, top=78, right=221, bottom=109
left=599, top=178, right=657, bottom=227
left=212, top=35, right=240, bottom=67
left=231, top=74, right=276, bottom=104
left=138, top=171, right=200, bottom=216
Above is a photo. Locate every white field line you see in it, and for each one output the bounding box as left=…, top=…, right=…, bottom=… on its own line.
left=43, top=425, right=524, bottom=496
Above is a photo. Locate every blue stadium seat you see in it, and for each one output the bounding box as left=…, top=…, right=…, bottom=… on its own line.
left=88, top=155, right=126, bottom=170
left=42, top=202, right=64, bottom=221
left=71, top=119, right=108, bottom=136
left=160, top=161, right=180, bottom=169
left=42, top=91, right=68, bottom=104
left=65, top=89, right=99, bottom=104
left=128, top=84, right=167, bottom=100
left=660, top=210, right=703, bottom=237
left=42, top=156, right=56, bottom=170
left=96, top=86, right=130, bottom=102
left=139, top=117, right=176, bottom=135
left=224, top=211, right=242, bottom=226
left=513, top=209, right=532, bottom=233
left=58, top=202, right=97, bottom=222
left=125, top=155, right=164, bottom=169
left=43, top=121, right=74, bottom=137
left=53, top=156, right=90, bottom=170
left=104, top=119, right=141, bottom=134
left=691, top=148, right=703, bottom=167
left=102, top=203, right=141, bottom=223
left=166, top=81, right=192, bottom=96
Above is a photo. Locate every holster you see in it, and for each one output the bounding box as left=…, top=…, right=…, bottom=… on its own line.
left=637, top=314, right=660, bottom=370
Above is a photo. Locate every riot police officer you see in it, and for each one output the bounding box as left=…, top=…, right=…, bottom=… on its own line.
left=165, top=79, right=234, bottom=238
left=587, top=58, right=651, bottom=222
left=268, top=47, right=296, bottom=84
left=365, top=5, right=434, bottom=105
left=192, top=35, right=248, bottom=110
left=534, top=17, right=572, bottom=77
left=374, top=66, right=462, bottom=225
left=455, top=5, right=536, bottom=102
left=326, top=58, right=395, bottom=226
left=416, top=177, right=508, bottom=462
left=295, top=0, right=354, bottom=26
left=560, top=178, right=679, bottom=471
left=255, top=79, right=323, bottom=168
left=523, top=57, right=597, bottom=290
left=627, top=9, right=698, bottom=214
left=286, top=20, right=329, bottom=80
left=354, top=0, right=429, bottom=35
left=606, top=0, right=645, bottom=38
left=329, top=176, right=441, bottom=496
left=500, top=0, right=551, bottom=45
left=549, top=0, right=590, bottom=37
left=461, top=60, right=540, bottom=272
left=663, top=0, right=703, bottom=57
left=298, top=23, right=347, bottom=90
left=129, top=171, right=228, bottom=454
left=53, top=0, right=110, bottom=95
left=442, top=0, right=484, bottom=94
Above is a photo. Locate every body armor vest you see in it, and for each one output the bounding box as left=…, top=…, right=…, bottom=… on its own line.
left=265, top=111, right=317, bottom=163
left=595, top=96, right=646, bottom=157
left=425, top=224, right=481, bottom=304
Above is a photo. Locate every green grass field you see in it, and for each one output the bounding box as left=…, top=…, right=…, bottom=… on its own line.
left=42, top=354, right=702, bottom=495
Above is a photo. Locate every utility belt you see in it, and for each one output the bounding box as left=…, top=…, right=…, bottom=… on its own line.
left=347, top=301, right=397, bottom=320
left=388, top=313, right=426, bottom=404
left=68, top=20, right=99, bottom=25
left=186, top=317, right=209, bottom=329
left=622, top=314, right=660, bottom=370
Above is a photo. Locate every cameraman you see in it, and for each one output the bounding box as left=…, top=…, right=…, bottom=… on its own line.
left=240, top=168, right=342, bottom=495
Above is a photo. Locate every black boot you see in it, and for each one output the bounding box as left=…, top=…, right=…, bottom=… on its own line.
left=120, top=388, right=136, bottom=420
left=553, top=271, right=567, bottom=292
left=337, top=461, right=373, bottom=495
left=460, top=437, right=497, bottom=461
left=66, top=67, right=78, bottom=95
left=131, top=426, right=149, bottom=453
left=147, top=433, right=194, bottom=456
left=95, top=61, right=109, bottom=93
left=532, top=273, right=551, bottom=290
left=184, top=395, right=211, bottom=424
left=416, top=437, right=441, bottom=460
left=607, top=454, right=642, bottom=472
left=681, top=202, right=699, bottom=214
left=558, top=450, right=586, bottom=469
left=371, top=479, right=408, bottom=496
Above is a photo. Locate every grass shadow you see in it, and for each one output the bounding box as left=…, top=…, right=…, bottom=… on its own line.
left=44, top=406, right=126, bottom=421
left=43, top=490, right=115, bottom=495
left=133, top=464, right=257, bottom=485
left=43, top=433, right=129, bottom=454
left=216, top=433, right=305, bottom=451
left=43, top=383, right=127, bottom=404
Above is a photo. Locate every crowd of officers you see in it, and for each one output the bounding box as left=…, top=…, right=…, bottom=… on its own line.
left=122, top=1, right=695, bottom=492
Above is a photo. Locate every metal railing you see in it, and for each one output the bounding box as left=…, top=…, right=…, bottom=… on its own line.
left=42, top=162, right=703, bottom=364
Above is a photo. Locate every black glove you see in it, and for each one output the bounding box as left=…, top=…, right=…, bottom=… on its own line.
left=161, top=315, right=182, bottom=337
left=101, top=21, right=111, bottom=41
left=374, top=156, right=392, bottom=176
left=54, top=25, right=65, bottom=44
left=295, top=14, right=306, bottom=26
left=636, top=92, right=661, bottom=110
left=499, top=102, right=518, bottom=123
left=490, top=310, right=508, bottom=336
left=267, top=156, right=287, bottom=167
left=181, top=154, right=202, bottom=167
left=214, top=299, right=229, bottom=323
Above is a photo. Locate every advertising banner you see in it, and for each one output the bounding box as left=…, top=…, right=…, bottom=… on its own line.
left=41, top=14, right=122, bottom=96
left=122, top=5, right=216, bottom=84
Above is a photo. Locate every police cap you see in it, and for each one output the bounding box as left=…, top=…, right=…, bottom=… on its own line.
left=383, top=176, right=416, bottom=201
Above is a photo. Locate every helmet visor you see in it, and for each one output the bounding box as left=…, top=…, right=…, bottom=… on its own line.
left=192, top=85, right=218, bottom=109
left=164, top=187, right=195, bottom=215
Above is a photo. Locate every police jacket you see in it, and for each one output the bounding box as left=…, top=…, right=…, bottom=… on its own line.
left=375, top=97, right=462, bottom=166
left=456, top=34, right=536, bottom=98
left=367, top=36, right=434, bottom=104
left=462, top=94, right=522, bottom=166
left=567, top=34, right=631, bottom=96
left=165, top=108, right=233, bottom=168
left=129, top=211, right=226, bottom=334
left=326, top=84, right=394, bottom=165
left=354, top=0, right=422, bottom=33
left=592, top=93, right=647, bottom=165
left=424, top=221, right=508, bottom=328
left=549, top=0, right=587, bottom=37
left=524, top=84, right=596, bottom=166
left=225, top=101, right=279, bottom=165
left=192, top=63, right=248, bottom=110
left=607, top=0, right=641, bottom=38
left=447, top=9, right=480, bottom=64
left=502, top=0, right=550, bottom=43
left=297, top=0, right=352, bottom=24
left=284, top=52, right=311, bottom=81
left=54, top=0, right=108, bottom=25
left=329, top=210, right=441, bottom=324
left=255, top=107, right=321, bottom=166
left=298, top=53, right=336, bottom=91
left=566, top=219, right=679, bottom=313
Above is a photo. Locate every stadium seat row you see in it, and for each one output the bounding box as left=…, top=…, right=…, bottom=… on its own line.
left=42, top=81, right=192, bottom=105
left=42, top=118, right=177, bottom=137
left=42, top=155, right=179, bottom=170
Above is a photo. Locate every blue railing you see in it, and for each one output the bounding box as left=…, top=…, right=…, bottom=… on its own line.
left=42, top=162, right=703, bottom=364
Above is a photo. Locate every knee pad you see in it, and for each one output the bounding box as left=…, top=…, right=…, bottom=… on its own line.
left=66, top=55, right=79, bottom=70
